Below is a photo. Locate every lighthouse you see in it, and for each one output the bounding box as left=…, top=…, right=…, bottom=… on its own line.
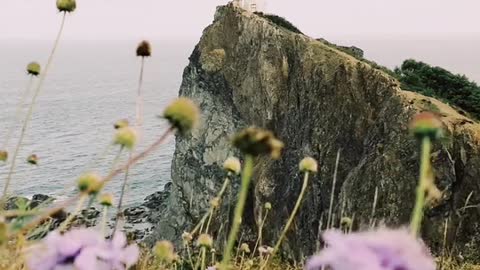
left=233, top=0, right=265, bottom=13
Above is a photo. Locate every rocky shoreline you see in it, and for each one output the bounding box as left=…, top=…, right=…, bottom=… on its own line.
left=5, top=182, right=172, bottom=241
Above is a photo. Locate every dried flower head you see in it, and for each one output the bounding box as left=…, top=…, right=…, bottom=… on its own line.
left=240, top=243, right=251, bottom=253
left=26, top=62, right=41, bottom=76
left=162, top=97, right=200, bottom=134
left=306, top=228, right=436, bottom=270
left=77, top=172, right=103, bottom=195
left=114, top=119, right=129, bottom=129
left=264, top=202, right=272, bottom=210
left=154, top=240, right=175, bottom=263
left=182, top=231, right=193, bottom=244
left=99, top=193, right=114, bottom=207
left=410, top=112, right=443, bottom=140
left=56, top=0, right=76, bottom=12
left=210, top=197, right=221, bottom=209
left=197, top=234, right=213, bottom=248
left=232, top=127, right=284, bottom=159
left=136, top=40, right=152, bottom=57
left=27, top=154, right=38, bottom=165
left=299, top=157, right=318, bottom=173
left=340, top=217, right=353, bottom=228
left=223, top=157, right=241, bottom=175
left=114, top=127, right=137, bottom=150
left=0, top=151, right=8, bottom=162
left=258, top=245, right=274, bottom=255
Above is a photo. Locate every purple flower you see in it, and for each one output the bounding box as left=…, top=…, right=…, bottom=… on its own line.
left=306, top=228, right=436, bottom=270
left=26, top=229, right=139, bottom=270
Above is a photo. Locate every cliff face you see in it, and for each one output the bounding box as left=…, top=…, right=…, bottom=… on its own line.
left=147, top=4, right=480, bottom=260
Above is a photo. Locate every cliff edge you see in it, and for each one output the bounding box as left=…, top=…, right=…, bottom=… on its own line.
left=147, top=4, right=480, bottom=261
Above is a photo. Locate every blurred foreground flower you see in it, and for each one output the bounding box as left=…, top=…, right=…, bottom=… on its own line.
left=114, top=127, right=138, bottom=150
left=114, top=119, right=129, bottom=130
left=27, top=154, right=38, bottom=165
left=306, top=228, right=435, bottom=270
left=136, top=41, right=152, bottom=57
left=27, top=229, right=138, bottom=270
left=232, top=127, right=284, bottom=159
left=56, top=0, right=76, bottom=13
left=27, top=62, right=41, bottom=76
left=0, top=150, right=8, bottom=162
left=410, top=112, right=443, bottom=140
left=162, top=97, right=200, bottom=134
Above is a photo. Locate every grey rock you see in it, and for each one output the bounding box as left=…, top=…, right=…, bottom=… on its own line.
left=146, top=3, right=480, bottom=262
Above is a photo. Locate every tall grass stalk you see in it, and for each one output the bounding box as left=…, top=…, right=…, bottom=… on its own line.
left=326, top=149, right=341, bottom=229
left=252, top=207, right=270, bottom=258
left=410, top=137, right=432, bottom=236
left=2, top=13, right=68, bottom=203
left=270, top=171, right=311, bottom=260
left=369, top=186, right=379, bottom=228
left=220, top=155, right=254, bottom=269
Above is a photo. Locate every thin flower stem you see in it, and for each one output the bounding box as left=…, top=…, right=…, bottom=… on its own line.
left=136, top=57, right=145, bottom=129
left=101, top=206, right=108, bottom=236
left=239, top=251, right=245, bottom=269
left=112, top=155, right=131, bottom=235
left=220, top=155, right=254, bottom=270
left=369, top=186, right=379, bottom=228
left=200, top=247, right=207, bottom=270
left=410, top=137, right=432, bottom=236
left=58, top=193, right=87, bottom=232
left=326, top=149, right=341, bottom=229
left=1, top=13, right=67, bottom=205
left=2, top=76, right=34, bottom=149
left=185, top=243, right=195, bottom=270
left=204, top=208, right=214, bottom=234
left=270, top=172, right=310, bottom=262
left=251, top=208, right=269, bottom=258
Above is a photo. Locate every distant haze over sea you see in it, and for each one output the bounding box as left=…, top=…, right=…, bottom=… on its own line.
left=0, top=36, right=478, bottom=204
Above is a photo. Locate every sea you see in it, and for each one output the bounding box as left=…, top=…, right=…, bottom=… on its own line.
left=0, top=37, right=478, bottom=206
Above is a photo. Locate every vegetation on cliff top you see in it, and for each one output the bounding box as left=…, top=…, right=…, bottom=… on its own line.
left=254, top=12, right=303, bottom=34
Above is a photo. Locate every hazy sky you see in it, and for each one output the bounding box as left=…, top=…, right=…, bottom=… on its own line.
left=1, top=0, right=480, bottom=41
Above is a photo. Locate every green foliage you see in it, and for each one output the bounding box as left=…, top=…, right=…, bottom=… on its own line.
left=395, top=59, right=480, bottom=118
left=254, top=12, right=303, bottom=34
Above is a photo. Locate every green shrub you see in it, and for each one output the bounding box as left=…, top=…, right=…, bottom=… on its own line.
left=395, top=59, right=480, bottom=118
left=254, top=12, right=303, bottom=34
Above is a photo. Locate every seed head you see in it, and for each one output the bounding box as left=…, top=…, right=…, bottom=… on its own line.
left=340, top=217, right=353, bottom=228
left=197, top=234, right=213, bottom=248
left=240, top=243, right=251, bottom=253
left=182, top=232, right=193, bottom=244
left=26, top=62, right=41, bottom=76
left=258, top=246, right=274, bottom=255
left=114, top=127, right=137, bottom=150
left=77, top=172, right=103, bottom=195
left=0, top=151, right=8, bottom=162
left=154, top=240, right=175, bottom=263
left=210, top=197, right=220, bottom=209
left=223, top=157, right=241, bottom=175
left=99, top=193, right=114, bottom=207
left=27, top=154, right=38, bottom=165
left=299, top=157, right=318, bottom=173
left=232, top=127, right=284, bottom=159
left=136, top=41, right=152, bottom=57
left=410, top=112, right=443, bottom=140
left=162, top=98, right=200, bottom=134
left=114, top=119, right=129, bottom=129
left=56, top=0, right=76, bottom=13
left=264, top=202, right=272, bottom=210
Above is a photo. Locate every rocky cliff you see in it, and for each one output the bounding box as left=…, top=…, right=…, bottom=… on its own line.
left=146, top=4, right=480, bottom=261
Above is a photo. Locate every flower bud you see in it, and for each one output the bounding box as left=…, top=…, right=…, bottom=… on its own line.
left=0, top=151, right=8, bottom=162
left=197, top=234, right=213, bottom=248
left=410, top=112, right=443, bottom=140
left=240, top=243, right=251, bottom=253
left=162, top=98, right=200, bottom=134
left=114, top=119, right=129, bottom=129
left=136, top=40, right=152, bottom=57
left=223, top=157, right=241, bottom=175
left=182, top=231, right=193, bottom=244
left=99, top=193, right=114, bottom=207
left=26, top=62, right=41, bottom=76
left=77, top=172, right=103, bottom=195
left=232, top=127, right=284, bottom=159
left=299, top=157, right=318, bottom=173
left=56, top=0, right=76, bottom=13
left=258, top=245, right=273, bottom=255
left=154, top=240, right=175, bottom=263
left=114, top=127, right=137, bottom=150
left=27, top=154, right=38, bottom=165
left=264, top=202, right=272, bottom=210
left=340, top=217, right=353, bottom=228
left=210, top=197, right=220, bottom=209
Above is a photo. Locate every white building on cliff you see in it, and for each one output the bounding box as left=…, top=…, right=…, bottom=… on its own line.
left=232, top=0, right=265, bottom=13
